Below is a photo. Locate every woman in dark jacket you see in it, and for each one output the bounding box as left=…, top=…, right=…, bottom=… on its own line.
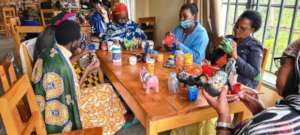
left=210, top=10, right=263, bottom=89
left=205, top=39, right=300, bottom=134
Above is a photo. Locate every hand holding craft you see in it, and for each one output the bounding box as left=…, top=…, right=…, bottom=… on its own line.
left=203, top=87, right=231, bottom=122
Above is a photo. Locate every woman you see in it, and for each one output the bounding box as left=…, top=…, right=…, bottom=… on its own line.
left=21, top=8, right=40, bottom=40
left=210, top=10, right=263, bottom=89
left=172, top=3, right=209, bottom=64
left=32, top=21, right=125, bottom=135
left=89, top=0, right=110, bottom=37
left=104, top=3, right=147, bottom=41
left=205, top=39, right=300, bottom=134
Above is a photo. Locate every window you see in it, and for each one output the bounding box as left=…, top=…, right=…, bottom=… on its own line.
left=222, top=0, right=300, bottom=85
left=121, top=0, right=135, bottom=20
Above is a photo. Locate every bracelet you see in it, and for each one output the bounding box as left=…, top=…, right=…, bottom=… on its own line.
left=216, top=122, right=234, bottom=131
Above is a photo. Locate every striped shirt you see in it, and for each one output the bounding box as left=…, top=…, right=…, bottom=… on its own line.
left=235, top=95, right=300, bottom=135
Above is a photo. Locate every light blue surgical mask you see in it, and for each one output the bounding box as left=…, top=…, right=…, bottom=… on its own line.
left=180, top=19, right=194, bottom=29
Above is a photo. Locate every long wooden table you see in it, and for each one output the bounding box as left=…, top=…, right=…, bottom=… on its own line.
left=96, top=50, right=251, bottom=135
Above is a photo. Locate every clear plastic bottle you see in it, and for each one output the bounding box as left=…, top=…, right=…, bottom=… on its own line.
left=168, top=72, right=179, bottom=94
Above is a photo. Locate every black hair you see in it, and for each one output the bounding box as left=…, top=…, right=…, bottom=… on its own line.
left=55, top=20, right=81, bottom=45
left=238, top=10, right=262, bottom=32
left=33, top=26, right=56, bottom=62
left=22, top=10, right=30, bottom=20
left=90, top=0, right=101, bottom=8
left=180, top=3, right=198, bottom=16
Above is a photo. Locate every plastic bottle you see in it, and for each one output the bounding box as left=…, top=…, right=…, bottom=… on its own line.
left=112, top=45, right=122, bottom=63
left=168, top=72, right=179, bottom=94
left=175, top=51, right=184, bottom=74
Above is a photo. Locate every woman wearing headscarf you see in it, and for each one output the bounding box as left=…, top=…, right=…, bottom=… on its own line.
left=205, top=39, right=300, bottom=134
left=32, top=21, right=125, bottom=135
left=104, top=3, right=147, bottom=41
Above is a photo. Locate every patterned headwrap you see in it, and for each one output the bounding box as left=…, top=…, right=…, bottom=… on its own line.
left=50, top=12, right=79, bottom=26
left=283, top=39, right=300, bottom=58
left=112, top=3, right=128, bottom=15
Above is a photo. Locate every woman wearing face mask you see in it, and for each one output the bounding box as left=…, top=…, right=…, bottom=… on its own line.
left=104, top=3, right=147, bottom=41
left=172, top=3, right=209, bottom=64
left=204, top=39, right=300, bottom=135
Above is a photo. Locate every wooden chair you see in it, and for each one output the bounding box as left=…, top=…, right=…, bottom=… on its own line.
left=40, top=9, right=60, bottom=26
left=1, top=7, right=16, bottom=36
left=138, top=17, right=156, bottom=41
left=257, top=48, right=269, bottom=92
left=0, top=54, right=32, bottom=123
left=10, top=25, right=45, bottom=65
left=0, top=55, right=16, bottom=92
left=0, top=75, right=102, bottom=135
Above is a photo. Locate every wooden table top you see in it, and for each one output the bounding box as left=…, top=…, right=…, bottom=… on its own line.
left=97, top=50, right=214, bottom=121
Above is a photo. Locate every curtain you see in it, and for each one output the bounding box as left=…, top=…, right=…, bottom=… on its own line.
left=120, top=0, right=134, bottom=20
left=187, top=0, right=223, bottom=58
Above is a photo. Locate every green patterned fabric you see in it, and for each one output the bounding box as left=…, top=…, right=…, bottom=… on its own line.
left=32, top=47, right=82, bottom=134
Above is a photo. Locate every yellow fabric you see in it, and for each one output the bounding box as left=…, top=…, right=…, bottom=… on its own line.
left=57, top=45, right=126, bottom=135
left=74, top=62, right=101, bottom=88
left=78, top=84, right=126, bottom=135
left=171, top=118, right=217, bottom=135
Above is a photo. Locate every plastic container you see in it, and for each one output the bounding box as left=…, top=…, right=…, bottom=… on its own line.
left=168, top=72, right=180, bottom=94
left=187, top=85, right=199, bottom=102
left=176, top=54, right=184, bottom=74
left=112, top=45, right=122, bottom=63
left=146, top=58, right=155, bottom=75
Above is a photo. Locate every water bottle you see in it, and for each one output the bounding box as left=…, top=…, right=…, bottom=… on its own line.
left=168, top=72, right=179, bottom=94
left=112, top=45, right=122, bottom=63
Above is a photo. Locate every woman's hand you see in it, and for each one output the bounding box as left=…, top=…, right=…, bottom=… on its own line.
left=203, top=88, right=231, bottom=123
left=231, top=41, right=238, bottom=60
left=79, top=57, right=100, bottom=87
left=227, top=85, right=264, bottom=115
left=85, top=57, right=100, bottom=73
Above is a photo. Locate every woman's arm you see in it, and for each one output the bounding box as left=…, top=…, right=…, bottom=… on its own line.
left=176, top=33, right=209, bottom=64
left=232, top=43, right=263, bottom=79
left=203, top=88, right=233, bottom=135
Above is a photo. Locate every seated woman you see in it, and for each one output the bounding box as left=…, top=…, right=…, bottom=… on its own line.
left=205, top=39, right=300, bottom=134
left=31, top=21, right=125, bottom=135
left=172, top=3, right=209, bottom=64
left=21, top=8, right=40, bottom=40
left=209, top=11, right=263, bottom=89
left=104, top=3, right=147, bottom=41
left=88, top=0, right=110, bottom=37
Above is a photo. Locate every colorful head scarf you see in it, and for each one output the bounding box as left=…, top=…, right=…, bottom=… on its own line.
left=112, top=3, right=128, bottom=15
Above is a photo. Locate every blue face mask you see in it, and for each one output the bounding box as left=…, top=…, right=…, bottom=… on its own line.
left=180, top=19, right=194, bottom=29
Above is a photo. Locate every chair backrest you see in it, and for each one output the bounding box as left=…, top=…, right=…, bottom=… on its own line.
left=2, top=7, right=16, bottom=24
left=261, top=48, right=269, bottom=76
left=0, top=55, right=17, bottom=92
left=10, top=25, right=45, bottom=65
left=0, top=75, right=47, bottom=135
left=40, top=9, right=60, bottom=26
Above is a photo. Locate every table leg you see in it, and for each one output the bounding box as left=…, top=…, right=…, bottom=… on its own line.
left=233, top=110, right=252, bottom=125
left=146, top=120, right=158, bottom=135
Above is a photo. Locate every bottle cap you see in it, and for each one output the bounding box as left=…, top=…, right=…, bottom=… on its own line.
left=170, top=72, right=177, bottom=78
